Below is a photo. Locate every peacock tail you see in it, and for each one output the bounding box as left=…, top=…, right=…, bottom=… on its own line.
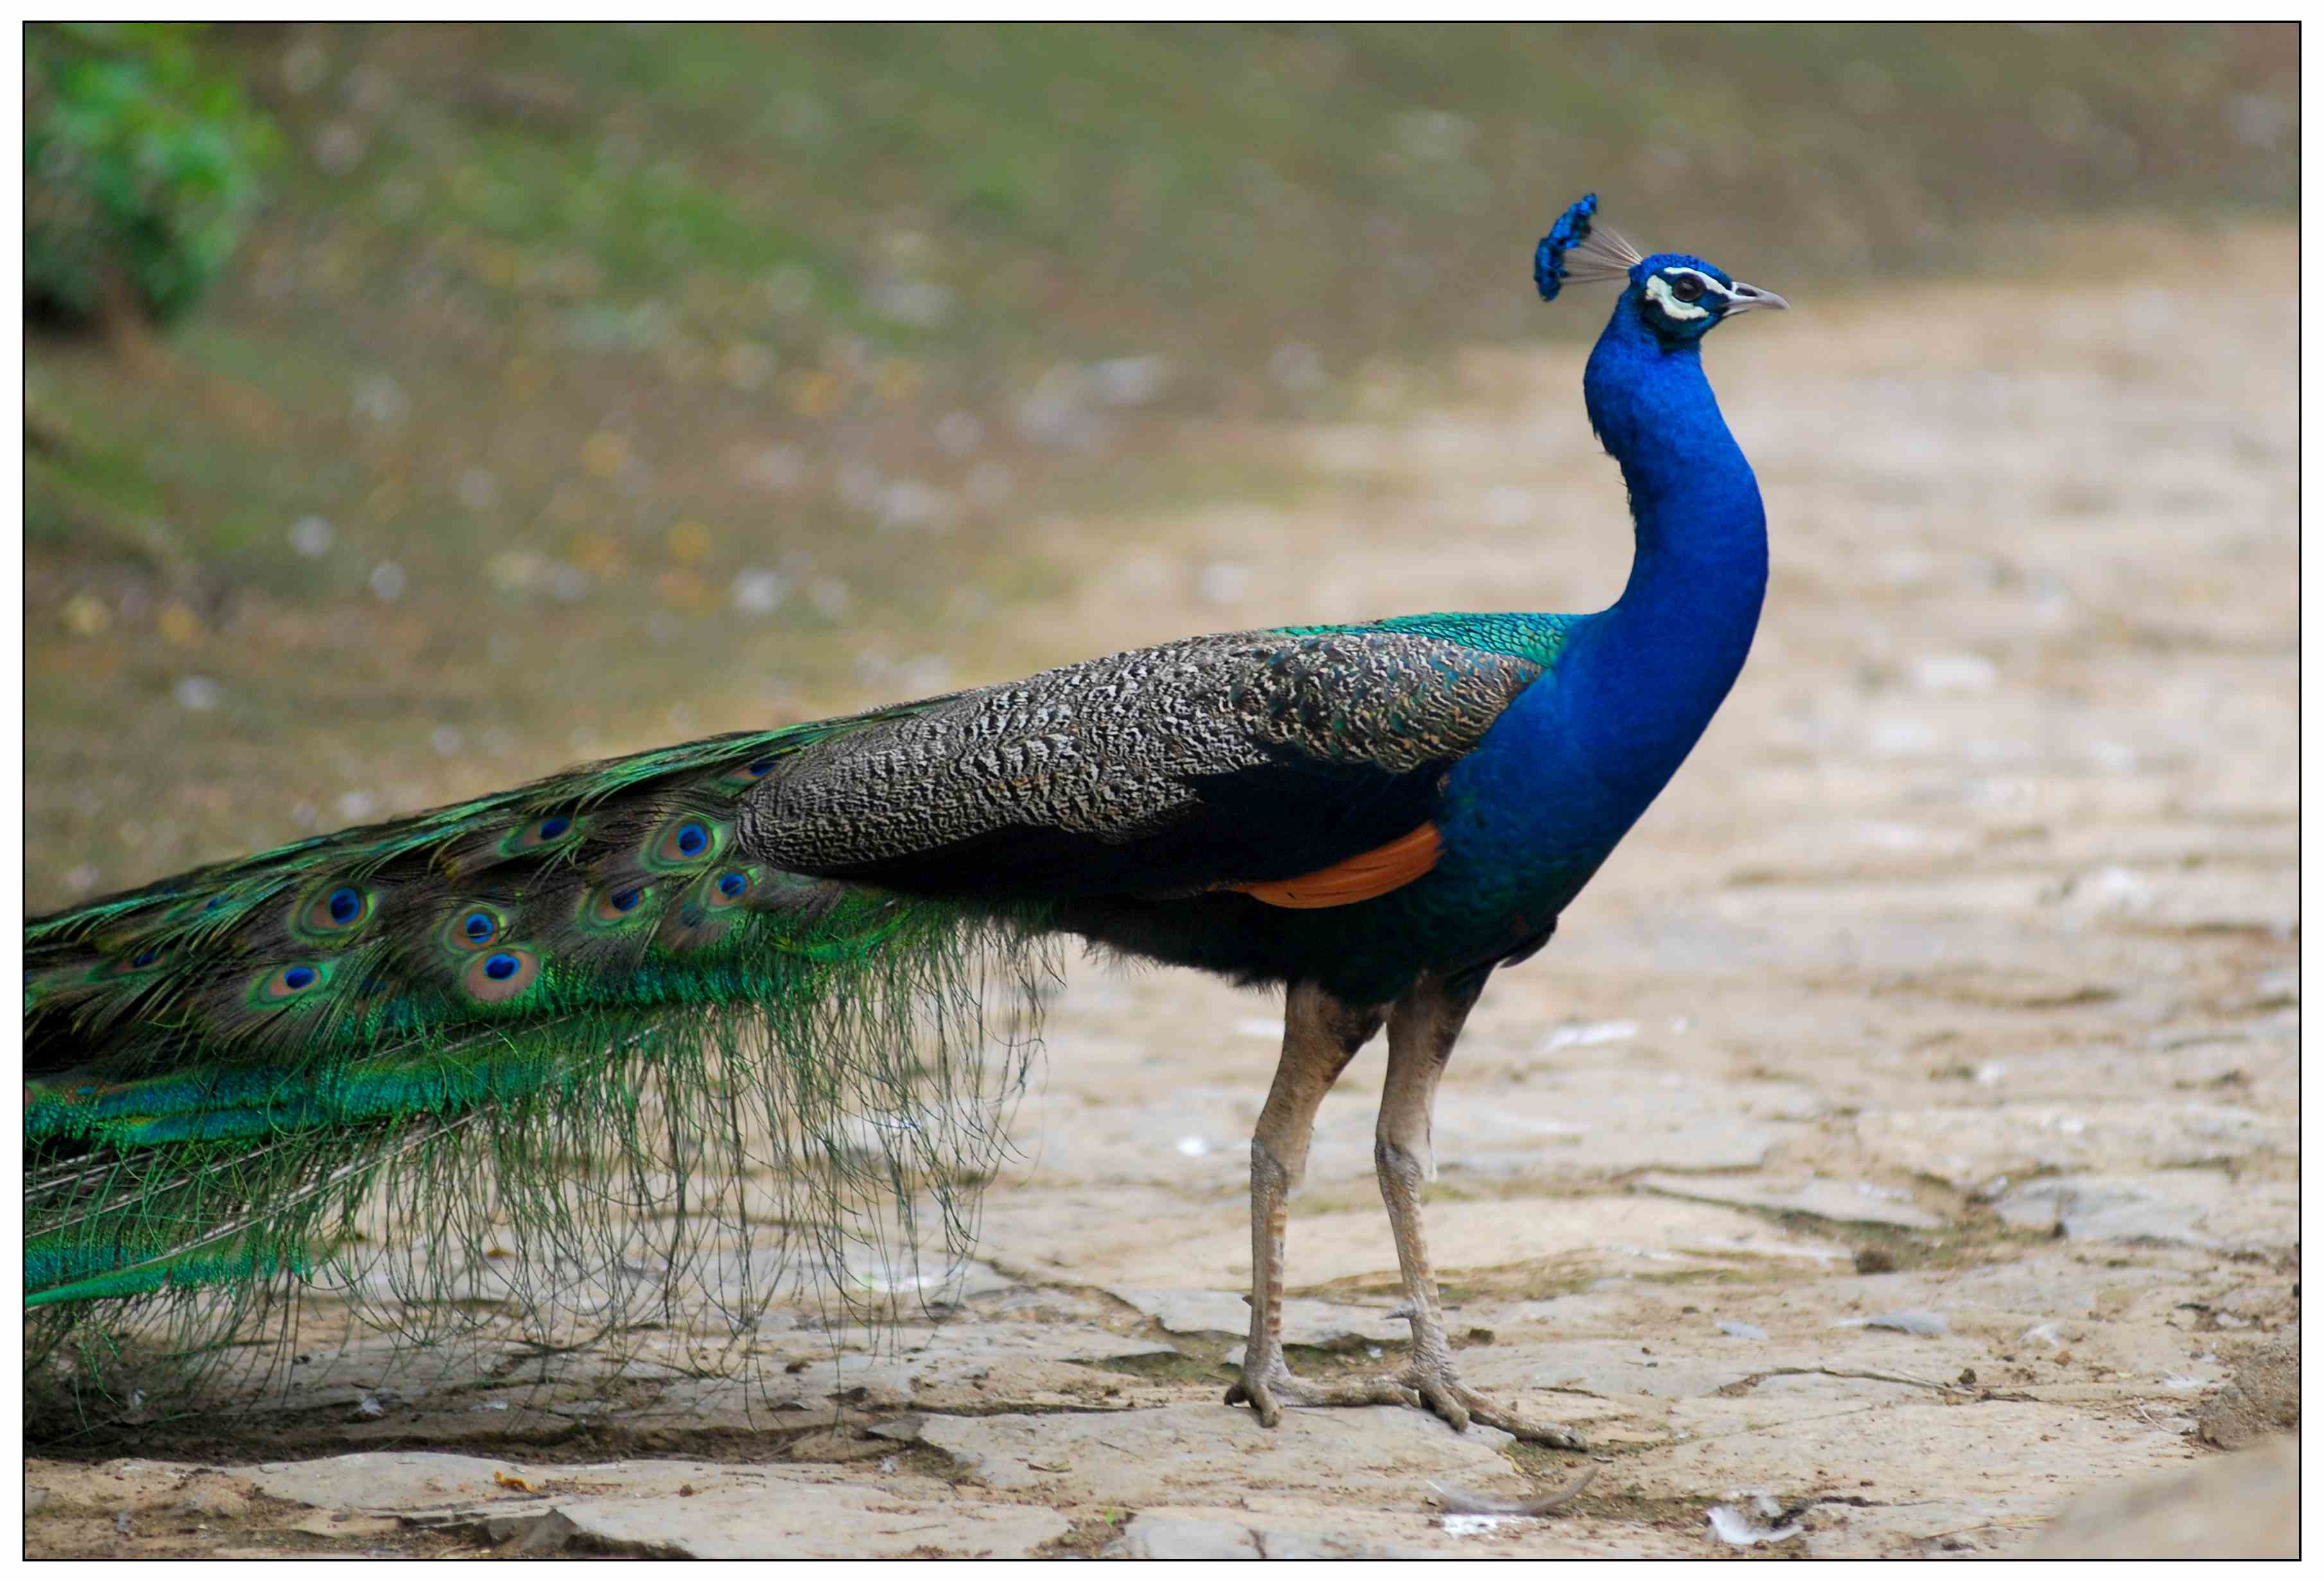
left=25, top=700, right=1059, bottom=1425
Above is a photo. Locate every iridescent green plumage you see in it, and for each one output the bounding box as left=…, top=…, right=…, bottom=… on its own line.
left=26, top=704, right=1053, bottom=1429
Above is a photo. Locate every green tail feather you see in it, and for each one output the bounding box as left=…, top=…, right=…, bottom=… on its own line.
left=25, top=706, right=1055, bottom=1430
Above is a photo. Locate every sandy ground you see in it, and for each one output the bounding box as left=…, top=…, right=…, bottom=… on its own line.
left=26, top=229, right=2298, bottom=1557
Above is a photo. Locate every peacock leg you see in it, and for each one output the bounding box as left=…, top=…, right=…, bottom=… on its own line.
left=1224, top=980, right=1396, bottom=1428
left=1368, top=969, right=1589, bottom=1449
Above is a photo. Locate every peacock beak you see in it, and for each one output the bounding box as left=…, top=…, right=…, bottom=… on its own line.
left=1725, top=281, right=1790, bottom=314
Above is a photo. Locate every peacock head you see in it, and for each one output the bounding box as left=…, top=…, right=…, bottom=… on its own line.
left=1535, top=195, right=1787, bottom=349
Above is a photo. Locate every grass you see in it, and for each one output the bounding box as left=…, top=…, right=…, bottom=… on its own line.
left=24, top=22, right=2294, bottom=909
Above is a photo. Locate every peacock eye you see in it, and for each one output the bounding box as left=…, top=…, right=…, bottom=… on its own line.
left=1670, top=274, right=1705, bottom=304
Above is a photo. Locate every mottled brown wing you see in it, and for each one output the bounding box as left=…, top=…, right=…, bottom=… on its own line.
left=738, top=627, right=1541, bottom=900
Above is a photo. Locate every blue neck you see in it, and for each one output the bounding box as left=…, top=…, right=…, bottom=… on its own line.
left=1562, top=299, right=1768, bottom=808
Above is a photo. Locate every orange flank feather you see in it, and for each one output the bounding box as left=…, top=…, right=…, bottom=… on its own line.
left=1228, top=823, right=1442, bottom=909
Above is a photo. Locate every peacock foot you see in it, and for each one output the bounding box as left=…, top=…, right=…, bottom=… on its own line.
left=1388, top=1357, right=1591, bottom=1450
left=1224, top=1353, right=1415, bottom=1427
left=1226, top=1350, right=1588, bottom=1450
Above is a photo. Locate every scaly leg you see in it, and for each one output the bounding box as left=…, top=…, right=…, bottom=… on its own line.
left=1223, top=980, right=1399, bottom=1427
left=1372, top=968, right=1587, bottom=1448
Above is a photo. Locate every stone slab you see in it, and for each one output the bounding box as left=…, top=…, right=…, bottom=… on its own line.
left=242, top=1451, right=1066, bottom=1559
left=2026, top=1435, right=2296, bottom=1558
left=1635, top=1172, right=1943, bottom=1231
left=1856, top=1104, right=2288, bottom=1192
left=893, top=1401, right=1523, bottom=1508
left=1994, top=1171, right=2299, bottom=1253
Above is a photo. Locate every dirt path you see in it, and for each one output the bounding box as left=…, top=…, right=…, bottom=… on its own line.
left=28, top=229, right=2296, bottom=1557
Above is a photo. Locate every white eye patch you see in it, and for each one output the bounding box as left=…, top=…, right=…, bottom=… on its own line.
left=1645, top=270, right=1732, bottom=322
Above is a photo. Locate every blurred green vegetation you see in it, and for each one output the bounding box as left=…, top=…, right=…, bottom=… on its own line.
left=25, top=24, right=280, bottom=328
left=24, top=23, right=2296, bottom=909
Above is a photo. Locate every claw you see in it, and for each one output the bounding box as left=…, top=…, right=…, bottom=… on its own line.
left=1400, top=1366, right=1589, bottom=1448
left=1453, top=1387, right=1592, bottom=1451
left=1412, top=1377, right=1472, bottom=1433
left=1223, top=1377, right=1284, bottom=1428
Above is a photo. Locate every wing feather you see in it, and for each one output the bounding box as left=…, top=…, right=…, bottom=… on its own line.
left=743, top=622, right=1553, bottom=898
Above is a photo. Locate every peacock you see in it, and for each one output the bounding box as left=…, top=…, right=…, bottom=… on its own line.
left=26, top=195, right=1783, bottom=1442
